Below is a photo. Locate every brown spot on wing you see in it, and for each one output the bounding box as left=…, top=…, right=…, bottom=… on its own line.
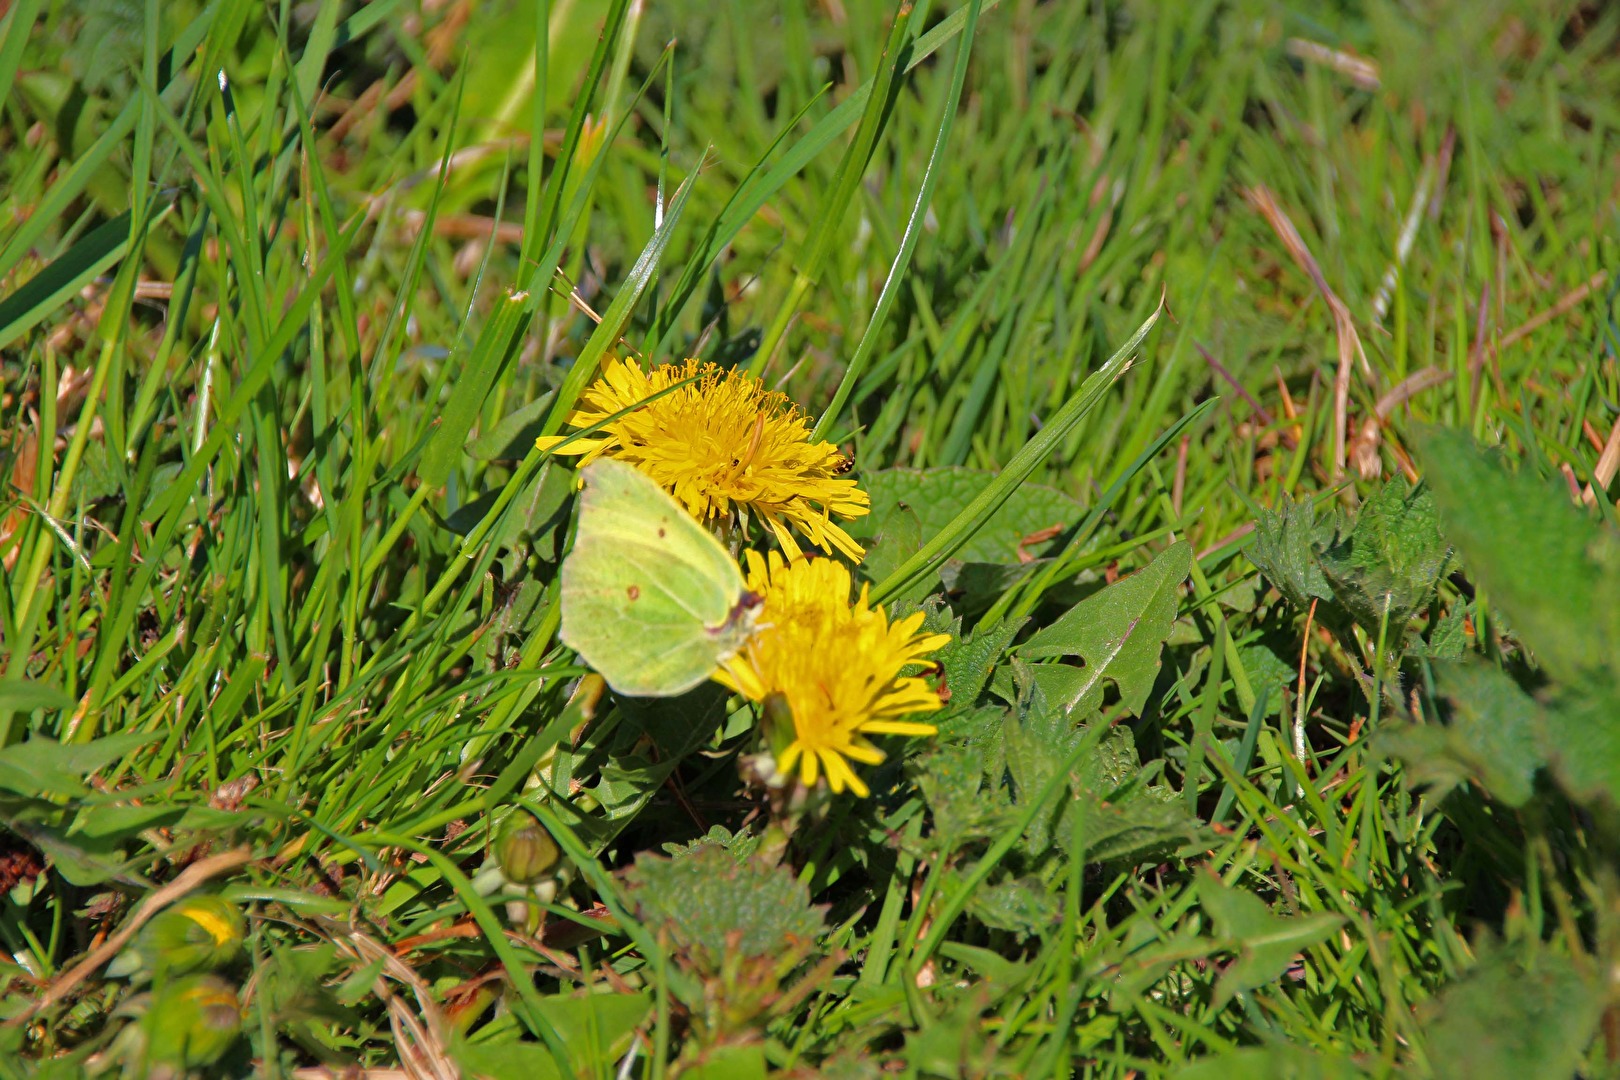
left=627, top=585, right=640, bottom=600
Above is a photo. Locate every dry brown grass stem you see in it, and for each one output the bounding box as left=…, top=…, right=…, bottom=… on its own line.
left=1245, top=185, right=1372, bottom=480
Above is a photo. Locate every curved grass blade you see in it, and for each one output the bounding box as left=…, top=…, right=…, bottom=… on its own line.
left=539, top=160, right=700, bottom=439
left=812, top=0, right=984, bottom=442
left=748, top=1, right=914, bottom=377
left=654, top=0, right=1006, bottom=362
left=1000, top=396, right=1220, bottom=621
left=0, top=211, right=134, bottom=351
left=871, top=304, right=1163, bottom=605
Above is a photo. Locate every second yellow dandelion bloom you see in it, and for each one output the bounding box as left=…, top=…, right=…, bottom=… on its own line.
left=536, top=357, right=869, bottom=559
left=716, top=550, right=950, bottom=798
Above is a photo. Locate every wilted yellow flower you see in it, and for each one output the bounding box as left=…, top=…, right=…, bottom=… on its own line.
left=716, top=551, right=950, bottom=798
left=535, top=357, right=868, bottom=559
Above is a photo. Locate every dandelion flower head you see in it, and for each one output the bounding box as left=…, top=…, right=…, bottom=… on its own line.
left=716, top=550, right=950, bottom=797
left=536, top=357, right=868, bottom=559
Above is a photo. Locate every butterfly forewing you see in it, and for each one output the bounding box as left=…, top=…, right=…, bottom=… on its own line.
left=559, top=459, right=752, bottom=697
left=575, top=460, right=743, bottom=622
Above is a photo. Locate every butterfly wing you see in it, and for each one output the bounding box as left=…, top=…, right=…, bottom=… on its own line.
left=560, top=459, right=753, bottom=697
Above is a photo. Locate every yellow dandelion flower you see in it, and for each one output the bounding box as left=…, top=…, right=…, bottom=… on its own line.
left=716, top=550, right=951, bottom=798
left=535, top=357, right=868, bottom=559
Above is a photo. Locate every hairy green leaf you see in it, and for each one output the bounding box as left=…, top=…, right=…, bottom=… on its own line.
left=1245, top=492, right=1336, bottom=613
left=858, top=467, right=1080, bottom=565
left=1419, top=427, right=1618, bottom=680
left=1381, top=661, right=1542, bottom=807
left=1537, top=686, right=1620, bottom=809
left=625, top=845, right=825, bottom=968
left=1317, top=479, right=1448, bottom=635
left=1417, top=947, right=1600, bottom=1080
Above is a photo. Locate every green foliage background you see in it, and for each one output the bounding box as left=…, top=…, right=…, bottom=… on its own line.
left=1, top=0, right=1619, bottom=1075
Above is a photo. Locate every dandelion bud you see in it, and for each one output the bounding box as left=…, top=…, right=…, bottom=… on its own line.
left=142, top=974, right=241, bottom=1069
left=495, top=814, right=560, bottom=885
left=138, top=895, right=245, bottom=976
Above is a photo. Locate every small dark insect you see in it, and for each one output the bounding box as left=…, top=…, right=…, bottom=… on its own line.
left=834, top=453, right=856, bottom=474
left=627, top=585, right=641, bottom=600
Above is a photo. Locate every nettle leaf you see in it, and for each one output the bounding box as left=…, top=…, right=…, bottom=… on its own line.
left=914, top=742, right=1015, bottom=850
left=1052, top=726, right=1199, bottom=865
left=998, top=692, right=1198, bottom=864
left=857, top=466, right=1080, bottom=564
left=1245, top=492, right=1336, bottom=612
left=958, top=873, right=1058, bottom=940
left=661, top=824, right=761, bottom=860
left=1418, top=427, right=1619, bottom=681
left=1536, top=686, right=1620, bottom=809
left=624, top=845, right=825, bottom=968
left=1414, top=431, right=1620, bottom=809
left=1001, top=670, right=1081, bottom=854
left=934, top=705, right=1006, bottom=745
left=1316, top=479, right=1448, bottom=636
left=934, top=613, right=1024, bottom=726
left=1055, top=782, right=1195, bottom=866
left=1016, top=541, right=1191, bottom=716
left=1417, top=600, right=1471, bottom=660
left=1196, top=873, right=1343, bottom=1010
left=1417, top=947, right=1600, bottom=1080
left=1381, top=661, right=1542, bottom=808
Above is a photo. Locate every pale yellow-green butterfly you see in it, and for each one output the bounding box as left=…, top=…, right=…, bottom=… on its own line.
left=559, top=457, right=761, bottom=697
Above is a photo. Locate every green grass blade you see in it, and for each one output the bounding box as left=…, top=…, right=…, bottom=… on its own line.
left=748, top=1, right=913, bottom=377
left=418, top=290, right=531, bottom=490
left=540, top=162, right=700, bottom=437
left=871, top=304, right=1162, bottom=604
left=0, top=0, right=46, bottom=141
left=0, top=211, right=134, bottom=351
left=812, top=0, right=984, bottom=442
